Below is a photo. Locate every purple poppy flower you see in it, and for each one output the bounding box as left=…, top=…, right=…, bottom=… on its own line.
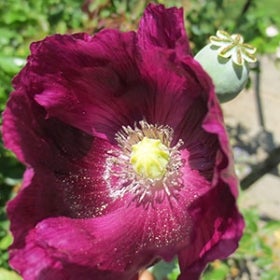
left=3, top=3, right=244, bottom=280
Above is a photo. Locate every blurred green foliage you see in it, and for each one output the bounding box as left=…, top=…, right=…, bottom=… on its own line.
left=0, top=0, right=280, bottom=279
left=0, top=0, right=90, bottom=104
left=185, top=0, right=280, bottom=53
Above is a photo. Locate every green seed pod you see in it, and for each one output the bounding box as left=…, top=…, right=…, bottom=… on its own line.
left=195, top=30, right=257, bottom=103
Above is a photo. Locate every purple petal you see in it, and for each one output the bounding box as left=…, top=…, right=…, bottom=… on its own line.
left=10, top=195, right=192, bottom=276
left=178, top=185, right=244, bottom=280
left=8, top=18, right=196, bottom=145
left=4, top=92, right=124, bottom=244
left=3, top=88, right=95, bottom=167
left=138, top=3, right=191, bottom=57
left=16, top=30, right=143, bottom=141
left=10, top=240, right=138, bottom=280
left=176, top=60, right=244, bottom=278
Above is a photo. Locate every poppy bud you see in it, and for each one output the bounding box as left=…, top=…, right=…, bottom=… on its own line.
left=195, top=30, right=257, bottom=103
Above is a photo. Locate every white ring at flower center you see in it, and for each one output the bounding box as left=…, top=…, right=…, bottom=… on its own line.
left=104, top=121, right=184, bottom=203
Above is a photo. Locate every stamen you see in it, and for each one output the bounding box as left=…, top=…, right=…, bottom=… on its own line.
left=104, top=121, right=184, bottom=204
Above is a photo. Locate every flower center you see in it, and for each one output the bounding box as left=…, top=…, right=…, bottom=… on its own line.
left=104, top=121, right=184, bottom=203
left=130, top=137, right=170, bottom=180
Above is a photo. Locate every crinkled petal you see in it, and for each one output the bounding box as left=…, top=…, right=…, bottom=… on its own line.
left=178, top=185, right=244, bottom=280
left=138, top=3, right=191, bottom=57
left=3, top=87, right=121, bottom=212
left=14, top=30, right=146, bottom=141
left=7, top=186, right=193, bottom=277
left=3, top=88, right=95, bottom=167
left=137, top=50, right=208, bottom=138
left=14, top=27, right=192, bottom=144
left=7, top=146, right=117, bottom=247
left=176, top=61, right=244, bottom=278
left=4, top=91, right=125, bottom=248
left=10, top=241, right=138, bottom=280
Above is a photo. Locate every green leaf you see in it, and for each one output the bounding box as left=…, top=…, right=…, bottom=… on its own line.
left=0, top=268, right=22, bottom=280
left=0, top=28, right=21, bottom=46
left=0, top=56, right=25, bottom=75
left=202, top=262, right=229, bottom=280
left=0, top=234, right=12, bottom=250
left=167, top=262, right=180, bottom=280
left=262, top=220, right=280, bottom=232
left=152, top=259, right=177, bottom=280
left=242, top=208, right=259, bottom=233
left=236, top=233, right=261, bottom=257
left=260, top=269, right=280, bottom=280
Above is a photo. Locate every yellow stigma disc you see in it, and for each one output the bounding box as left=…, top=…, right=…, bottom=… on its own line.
left=130, top=137, right=170, bottom=180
